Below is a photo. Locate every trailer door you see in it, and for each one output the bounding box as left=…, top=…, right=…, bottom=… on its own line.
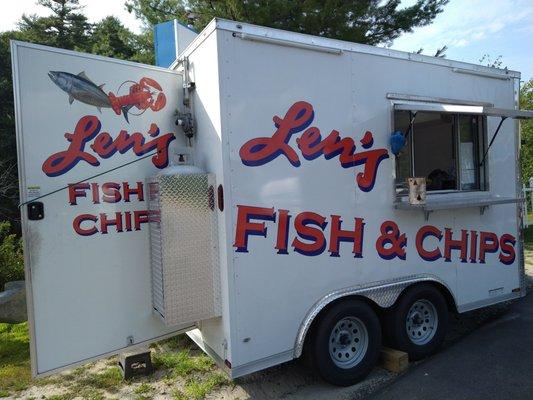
left=11, top=41, right=192, bottom=377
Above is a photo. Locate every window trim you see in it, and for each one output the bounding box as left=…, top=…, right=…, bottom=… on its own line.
left=393, top=109, right=488, bottom=195
left=394, top=102, right=533, bottom=119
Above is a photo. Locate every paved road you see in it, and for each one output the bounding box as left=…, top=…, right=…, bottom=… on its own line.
left=369, top=293, right=533, bottom=400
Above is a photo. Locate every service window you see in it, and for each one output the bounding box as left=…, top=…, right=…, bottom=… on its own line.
left=394, top=110, right=487, bottom=194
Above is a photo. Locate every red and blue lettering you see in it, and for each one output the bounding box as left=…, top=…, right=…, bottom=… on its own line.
left=499, top=234, right=516, bottom=265
left=375, top=221, right=407, bottom=260
left=42, top=116, right=175, bottom=177
left=328, top=215, right=364, bottom=258
left=238, top=102, right=313, bottom=167
left=479, top=231, right=499, bottom=263
left=275, top=209, right=291, bottom=254
left=239, top=101, right=389, bottom=192
left=444, top=228, right=468, bottom=263
left=292, top=212, right=327, bottom=256
left=415, top=225, right=442, bottom=261
left=469, top=230, right=478, bottom=263
left=73, top=213, right=98, bottom=236
left=234, top=205, right=276, bottom=252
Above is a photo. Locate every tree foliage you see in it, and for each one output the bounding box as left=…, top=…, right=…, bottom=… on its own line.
left=126, top=0, right=448, bottom=45
left=521, top=79, right=533, bottom=183
left=0, top=221, right=24, bottom=290
left=479, top=54, right=504, bottom=69
left=0, top=31, right=25, bottom=224
left=91, top=16, right=154, bottom=64
left=18, top=0, right=91, bottom=50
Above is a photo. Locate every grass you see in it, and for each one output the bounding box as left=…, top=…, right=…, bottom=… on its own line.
left=0, top=322, right=31, bottom=394
left=73, top=387, right=106, bottom=400
left=171, top=373, right=229, bottom=400
left=152, top=349, right=214, bottom=378
left=134, top=382, right=154, bottom=399
left=46, top=395, right=73, bottom=400
left=523, top=224, right=533, bottom=245
left=0, top=320, right=227, bottom=399
left=76, top=367, right=124, bottom=391
left=183, top=373, right=229, bottom=400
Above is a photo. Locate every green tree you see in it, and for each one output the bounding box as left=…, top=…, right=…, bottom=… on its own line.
left=18, top=0, right=92, bottom=50
left=130, top=30, right=156, bottom=64
left=126, top=0, right=448, bottom=45
left=126, top=0, right=185, bottom=27
left=92, top=16, right=137, bottom=59
left=0, top=31, right=26, bottom=224
left=521, top=79, right=533, bottom=183
left=91, top=16, right=155, bottom=64
left=0, top=221, right=24, bottom=290
left=479, top=54, right=504, bottom=69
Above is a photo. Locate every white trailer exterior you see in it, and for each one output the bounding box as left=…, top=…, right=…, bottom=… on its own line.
left=11, top=19, right=532, bottom=384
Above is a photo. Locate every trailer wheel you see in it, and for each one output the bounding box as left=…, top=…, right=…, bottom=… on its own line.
left=383, top=284, right=448, bottom=360
left=310, top=300, right=381, bottom=386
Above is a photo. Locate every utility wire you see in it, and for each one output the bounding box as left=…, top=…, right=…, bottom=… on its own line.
left=18, top=151, right=158, bottom=208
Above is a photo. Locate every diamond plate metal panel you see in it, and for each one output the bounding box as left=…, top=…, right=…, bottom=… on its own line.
left=148, top=170, right=221, bottom=327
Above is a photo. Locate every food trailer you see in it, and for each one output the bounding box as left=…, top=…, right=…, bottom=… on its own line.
left=11, top=18, right=533, bottom=386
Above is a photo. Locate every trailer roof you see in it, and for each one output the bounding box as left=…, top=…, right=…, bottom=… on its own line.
left=176, top=18, right=521, bottom=80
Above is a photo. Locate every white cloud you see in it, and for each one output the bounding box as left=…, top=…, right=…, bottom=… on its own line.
left=472, top=31, right=486, bottom=41
left=451, top=38, right=469, bottom=48
left=393, top=0, right=533, bottom=54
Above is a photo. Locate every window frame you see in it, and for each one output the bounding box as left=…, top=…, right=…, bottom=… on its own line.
left=393, top=110, right=488, bottom=196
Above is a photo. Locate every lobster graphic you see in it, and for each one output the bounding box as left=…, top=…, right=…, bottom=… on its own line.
left=48, top=71, right=167, bottom=123
left=108, top=77, right=167, bottom=122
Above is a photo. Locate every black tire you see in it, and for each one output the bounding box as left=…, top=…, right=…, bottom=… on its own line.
left=310, top=299, right=381, bottom=386
left=383, top=284, right=448, bottom=361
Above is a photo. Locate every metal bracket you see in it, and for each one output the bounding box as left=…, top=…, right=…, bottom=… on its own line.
left=181, top=57, right=195, bottom=108
left=480, top=205, right=488, bottom=215
left=424, top=210, right=432, bottom=221
left=176, top=57, right=196, bottom=141
left=479, top=116, right=507, bottom=167
left=404, top=111, right=418, bottom=139
left=185, top=81, right=196, bottom=91
left=175, top=111, right=195, bottom=139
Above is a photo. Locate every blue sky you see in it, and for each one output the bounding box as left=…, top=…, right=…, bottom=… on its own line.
left=392, top=0, right=533, bottom=81
left=2, top=0, right=532, bottom=81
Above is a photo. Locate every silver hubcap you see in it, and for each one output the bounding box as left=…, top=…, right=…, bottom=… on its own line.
left=406, top=299, right=438, bottom=345
left=328, top=317, right=368, bottom=369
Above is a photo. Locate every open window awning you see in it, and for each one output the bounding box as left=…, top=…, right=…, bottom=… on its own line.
left=393, top=101, right=533, bottom=166
left=394, top=102, right=533, bottom=120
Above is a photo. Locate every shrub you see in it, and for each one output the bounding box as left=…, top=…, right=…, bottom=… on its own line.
left=0, top=221, right=24, bottom=290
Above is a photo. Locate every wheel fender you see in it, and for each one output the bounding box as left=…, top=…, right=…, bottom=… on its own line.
left=293, top=274, right=456, bottom=358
